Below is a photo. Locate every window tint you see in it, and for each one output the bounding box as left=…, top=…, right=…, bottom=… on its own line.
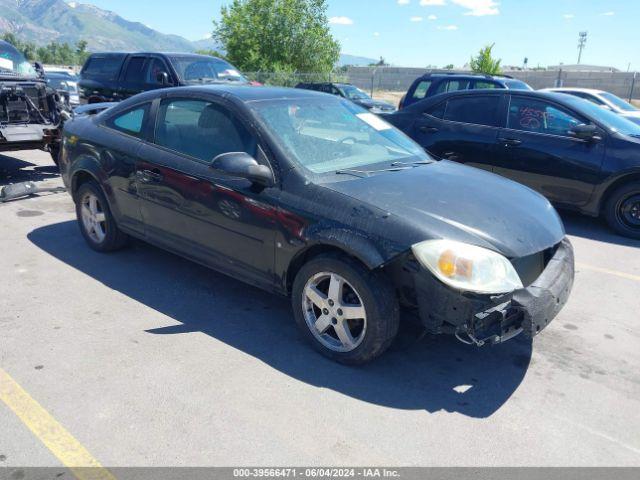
left=425, top=101, right=446, bottom=119
left=434, top=79, right=471, bottom=95
left=443, top=96, right=500, bottom=127
left=508, top=97, right=585, bottom=136
left=412, top=80, right=432, bottom=100
left=473, top=81, right=499, bottom=89
left=123, top=57, right=146, bottom=83
left=146, top=58, right=170, bottom=85
left=108, top=104, right=149, bottom=137
left=154, top=99, right=256, bottom=162
left=83, top=56, right=123, bottom=80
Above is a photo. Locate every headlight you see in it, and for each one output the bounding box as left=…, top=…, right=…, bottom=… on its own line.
left=411, top=239, right=523, bottom=294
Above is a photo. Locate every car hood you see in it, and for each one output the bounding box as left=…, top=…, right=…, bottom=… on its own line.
left=322, top=161, right=565, bottom=259
left=353, top=98, right=396, bottom=110
left=621, top=111, right=640, bottom=120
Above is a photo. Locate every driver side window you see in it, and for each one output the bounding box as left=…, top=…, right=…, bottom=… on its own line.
left=508, top=97, right=585, bottom=137
left=154, top=99, right=256, bottom=162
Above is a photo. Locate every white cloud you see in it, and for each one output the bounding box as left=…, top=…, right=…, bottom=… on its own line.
left=397, top=0, right=410, bottom=4
left=437, top=25, right=459, bottom=30
left=410, top=16, right=424, bottom=22
left=428, top=14, right=438, bottom=20
left=451, top=0, right=499, bottom=16
left=563, top=13, right=574, bottom=19
left=601, top=11, right=615, bottom=16
left=329, top=16, right=354, bottom=25
left=374, top=32, right=380, bottom=36
left=420, top=0, right=446, bottom=6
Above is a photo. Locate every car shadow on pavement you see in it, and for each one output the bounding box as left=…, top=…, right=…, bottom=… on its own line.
left=29, top=221, right=533, bottom=419
left=0, top=154, right=59, bottom=186
left=560, top=210, right=640, bottom=248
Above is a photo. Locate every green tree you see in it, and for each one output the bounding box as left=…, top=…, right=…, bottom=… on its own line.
left=444, top=64, right=454, bottom=70
left=195, top=49, right=227, bottom=60
left=470, top=43, right=502, bottom=75
left=3, top=33, right=90, bottom=65
left=213, top=0, right=340, bottom=73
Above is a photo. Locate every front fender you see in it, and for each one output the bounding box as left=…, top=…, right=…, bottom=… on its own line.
left=303, top=226, right=388, bottom=270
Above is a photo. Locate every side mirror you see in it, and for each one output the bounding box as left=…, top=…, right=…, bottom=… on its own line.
left=211, top=152, right=274, bottom=187
left=156, top=71, right=170, bottom=85
left=569, top=124, right=601, bottom=142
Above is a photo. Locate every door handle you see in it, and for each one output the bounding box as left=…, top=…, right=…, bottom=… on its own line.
left=419, top=126, right=439, bottom=133
left=138, top=169, right=163, bottom=183
left=498, top=138, right=522, bottom=147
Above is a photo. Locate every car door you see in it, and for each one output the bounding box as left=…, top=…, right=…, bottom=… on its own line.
left=493, top=94, right=606, bottom=207
left=135, top=96, right=278, bottom=289
left=411, top=94, right=504, bottom=171
left=98, top=102, right=152, bottom=235
left=117, top=55, right=148, bottom=100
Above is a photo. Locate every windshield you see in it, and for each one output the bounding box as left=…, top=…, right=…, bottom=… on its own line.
left=250, top=97, right=430, bottom=174
left=600, top=92, right=638, bottom=112
left=504, top=79, right=533, bottom=91
left=563, top=95, right=640, bottom=137
left=168, top=56, right=247, bottom=84
left=338, top=85, right=371, bottom=101
left=0, top=41, right=37, bottom=78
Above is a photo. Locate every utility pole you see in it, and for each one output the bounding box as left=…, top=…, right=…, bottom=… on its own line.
left=577, top=31, right=588, bottom=64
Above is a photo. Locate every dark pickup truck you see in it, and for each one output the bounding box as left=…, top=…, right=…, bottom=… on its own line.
left=79, top=52, right=249, bottom=104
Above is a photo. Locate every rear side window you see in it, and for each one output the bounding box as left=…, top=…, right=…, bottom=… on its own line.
left=82, top=56, right=124, bottom=80
left=473, top=81, right=500, bottom=89
left=424, top=102, right=446, bottom=119
left=123, top=57, right=147, bottom=83
left=434, top=79, right=471, bottom=95
left=443, top=96, right=501, bottom=127
left=412, top=80, right=432, bottom=100
left=107, top=104, right=150, bottom=138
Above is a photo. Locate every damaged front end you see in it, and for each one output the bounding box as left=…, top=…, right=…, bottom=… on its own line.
left=0, top=80, right=69, bottom=162
left=388, top=238, right=575, bottom=346
left=1, top=41, right=70, bottom=164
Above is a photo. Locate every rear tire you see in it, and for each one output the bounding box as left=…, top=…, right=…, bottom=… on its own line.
left=75, top=181, right=128, bottom=252
left=604, top=182, right=640, bottom=239
left=292, top=253, right=399, bottom=365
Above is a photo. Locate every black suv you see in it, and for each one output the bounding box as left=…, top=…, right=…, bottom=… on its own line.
left=79, top=52, right=248, bottom=104
left=399, top=73, right=532, bottom=109
left=385, top=89, right=640, bottom=239
left=295, top=82, right=396, bottom=113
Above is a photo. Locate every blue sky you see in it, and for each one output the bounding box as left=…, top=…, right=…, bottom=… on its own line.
left=86, top=0, right=637, bottom=70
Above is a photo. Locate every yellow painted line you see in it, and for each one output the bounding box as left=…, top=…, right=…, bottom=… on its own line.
left=577, top=263, right=640, bottom=283
left=0, top=368, right=116, bottom=480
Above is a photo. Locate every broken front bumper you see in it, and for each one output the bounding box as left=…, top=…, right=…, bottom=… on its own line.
left=0, top=124, right=59, bottom=152
left=410, top=238, right=575, bottom=345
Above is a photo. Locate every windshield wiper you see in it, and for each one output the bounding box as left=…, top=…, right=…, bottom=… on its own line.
left=336, top=166, right=412, bottom=177
left=390, top=160, right=434, bottom=167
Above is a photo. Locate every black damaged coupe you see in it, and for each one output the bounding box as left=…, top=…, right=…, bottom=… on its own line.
left=59, top=86, right=574, bottom=364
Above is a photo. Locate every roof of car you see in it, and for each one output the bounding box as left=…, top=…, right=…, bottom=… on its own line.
left=403, top=88, right=572, bottom=111
left=133, top=85, right=327, bottom=102
left=418, top=73, right=514, bottom=80
left=543, top=87, right=606, bottom=95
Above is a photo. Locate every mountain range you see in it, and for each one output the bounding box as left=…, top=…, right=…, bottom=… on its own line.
left=0, top=0, right=376, bottom=66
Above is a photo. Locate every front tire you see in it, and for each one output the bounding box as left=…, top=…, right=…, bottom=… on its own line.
left=604, top=182, right=640, bottom=239
left=75, top=182, right=128, bottom=252
left=292, top=254, right=400, bottom=365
